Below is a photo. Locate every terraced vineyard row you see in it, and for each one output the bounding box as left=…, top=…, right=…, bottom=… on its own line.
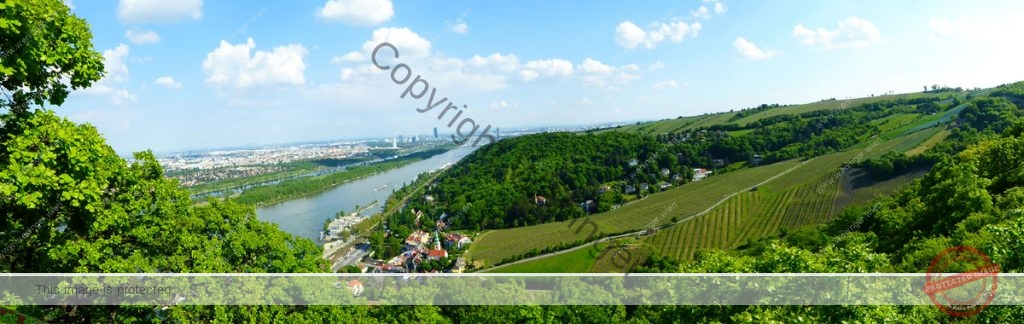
left=644, top=177, right=844, bottom=260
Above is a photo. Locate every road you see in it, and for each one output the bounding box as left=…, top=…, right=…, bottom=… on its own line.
left=481, top=158, right=814, bottom=272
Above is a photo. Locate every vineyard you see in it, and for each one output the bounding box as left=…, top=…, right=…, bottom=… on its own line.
left=642, top=176, right=841, bottom=260
left=640, top=128, right=941, bottom=261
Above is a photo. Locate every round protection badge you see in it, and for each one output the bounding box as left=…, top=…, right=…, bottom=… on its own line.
left=922, top=245, right=1000, bottom=317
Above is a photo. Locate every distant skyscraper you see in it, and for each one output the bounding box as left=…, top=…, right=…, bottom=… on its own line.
left=433, top=127, right=438, bottom=139
left=392, top=138, right=397, bottom=149
left=497, top=127, right=500, bottom=139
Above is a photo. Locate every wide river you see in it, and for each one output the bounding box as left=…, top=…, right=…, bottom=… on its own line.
left=256, top=146, right=476, bottom=243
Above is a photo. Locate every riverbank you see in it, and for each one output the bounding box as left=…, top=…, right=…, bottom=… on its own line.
left=229, top=147, right=453, bottom=207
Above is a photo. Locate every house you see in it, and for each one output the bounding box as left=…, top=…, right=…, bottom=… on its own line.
left=661, top=168, right=671, bottom=176
left=346, top=280, right=364, bottom=296
left=405, top=230, right=431, bottom=246
left=692, top=168, right=713, bottom=181
left=581, top=200, right=596, bottom=213
left=412, top=209, right=424, bottom=227
left=444, top=233, right=472, bottom=249
left=750, top=154, right=763, bottom=166
left=435, top=219, right=448, bottom=231
left=640, top=183, right=650, bottom=191
left=658, top=182, right=671, bottom=189
left=624, top=185, right=636, bottom=194
left=534, top=194, right=547, bottom=206
left=712, top=159, right=726, bottom=167
left=423, top=195, right=435, bottom=203
left=628, top=159, right=639, bottom=167
left=596, top=185, right=610, bottom=195
left=427, top=249, right=448, bottom=261
left=327, top=224, right=343, bottom=237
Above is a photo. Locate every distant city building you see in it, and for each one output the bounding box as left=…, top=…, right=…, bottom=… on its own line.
left=433, top=127, right=438, bottom=139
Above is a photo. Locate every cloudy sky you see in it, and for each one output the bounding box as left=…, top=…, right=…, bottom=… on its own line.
left=56, top=0, right=1024, bottom=153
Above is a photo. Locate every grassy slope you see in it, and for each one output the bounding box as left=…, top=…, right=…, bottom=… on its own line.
left=467, top=159, right=801, bottom=267
left=489, top=243, right=607, bottom=273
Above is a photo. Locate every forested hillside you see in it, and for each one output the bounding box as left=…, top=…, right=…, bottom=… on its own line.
left=400, top=91, right=963, bottom=233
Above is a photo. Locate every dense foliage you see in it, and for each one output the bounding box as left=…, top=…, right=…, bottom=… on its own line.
left=403, top=94, right=957, bottom=233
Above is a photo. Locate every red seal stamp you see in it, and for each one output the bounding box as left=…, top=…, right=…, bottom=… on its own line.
left=922, top=246, right=1000, bottom=317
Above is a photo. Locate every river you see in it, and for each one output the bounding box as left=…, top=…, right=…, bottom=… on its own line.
left=256, top=146, right=476, bottom=243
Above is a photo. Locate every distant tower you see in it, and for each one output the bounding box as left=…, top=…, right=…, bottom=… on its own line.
left=392, top=138, right=397, bottom=149
left=496, top=127, right=500, bottom=139
left=433, top=127, right=438, bottom=139
left=433, top=232, right=442, bottom=250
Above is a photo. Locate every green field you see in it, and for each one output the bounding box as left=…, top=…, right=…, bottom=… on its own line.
left=489, top=243, right=608, bottom=273
left=467, top=158, right=803, bottom=267
left=906, top=129, right=951, bottom=156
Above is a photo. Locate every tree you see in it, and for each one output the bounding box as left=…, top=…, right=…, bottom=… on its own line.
left=0, top=0, right=105, bottom=117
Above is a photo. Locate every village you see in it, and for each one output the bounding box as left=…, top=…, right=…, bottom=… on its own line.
left=321, top=206, right=473, bottom=275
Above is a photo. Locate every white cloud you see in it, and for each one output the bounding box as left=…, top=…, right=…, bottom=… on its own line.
left=467, top=53, right=519, bottom=72
left=102, top=44, right=131, bottom=83
left=647, top=61, right=665, bottom=71
left=125, top=28, right=160, bottom=45
left=154, top=76, right=182, bottom=89
left=929, top=18, right=955, bottom=38
left=652, top=80, right=678, bottom=90
left=317, top=0, right=393, bottom=26
left=361, top=27, right=431, bottom=59
left=793, top=16, right=880, bottom=50
left=615, top=22, right=647, bottom=49
left=519, top=70, right=540, bottom=81
left=520, top=59, right=573, bottom=80
left=577, top=58, right=640, bottom=88
left=80, top=44, right=136, bottom=104
left=734, top=37, right=778, bottom=60
left=202, top=38, right=308, bottom=91
left=615, top=20, right=701, bottom=49
left=64, top=0, right=74, bottom=10
left=117, top=0, right=202, bottom=23
left=81, top=86, right=137, bottom=104
left=691, top=6, right=710, bottom=19
left=335, top=28, right=517, bottom=91
left=451, top=21, right=469, bottom=34
left=331, top=51, right=366, bottom=63
left=700, top=0, right=727, bottom=14
left=579, top=58, right=613, bottom=74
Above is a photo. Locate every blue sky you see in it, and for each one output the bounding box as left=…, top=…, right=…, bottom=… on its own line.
left=55, top=0, right=1024, bottom=154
